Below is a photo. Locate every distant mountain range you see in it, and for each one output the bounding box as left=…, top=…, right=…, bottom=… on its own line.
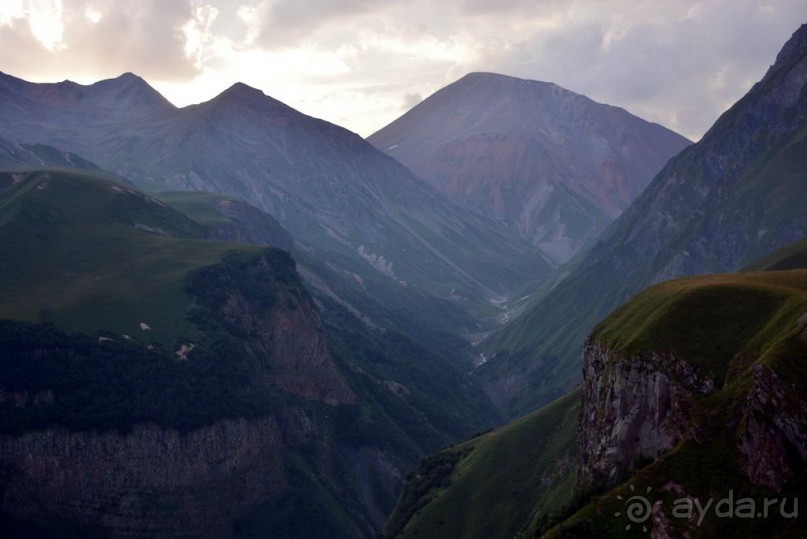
left=0, top=72, right=552, bottom=315
left=370, top=72, right=690, bottom=263
left=479, top=22, right=807, bottom=417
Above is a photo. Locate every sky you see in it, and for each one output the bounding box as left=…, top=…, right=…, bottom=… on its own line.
left=0, top=1, right=805, bottom=140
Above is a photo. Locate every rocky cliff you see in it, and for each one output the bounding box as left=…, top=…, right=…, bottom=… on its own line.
left=575, top=340, right=715, bottom=488
left=575, top=268, right=807, bottom=493
left=557, top=268, right=807, bottom=537
left=0, top=247, right=398, bottom=538
left=0, top=418, right=285, bottom=538
left=186, top=250, right=356, bottom=406
left=739, top=363, right=807, bottom=491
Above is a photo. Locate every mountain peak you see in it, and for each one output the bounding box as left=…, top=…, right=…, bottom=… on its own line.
left=204, top=82, right=296, bottom=116
left=219, top=82, right=268, bottom=101
left=87, top=72, right=175, bottom=114
left=108, top=72, right=153, bottom=88
left=369, top=70, right=690, bottom=264
left=116, top=71, right=141, bottom=81
left=455, top=72, right=558, bottom=92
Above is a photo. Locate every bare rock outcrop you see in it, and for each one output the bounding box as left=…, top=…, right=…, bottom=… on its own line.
left=576, top=339, right=715, bottom=488
left=0, top=418, right=284, bottom=538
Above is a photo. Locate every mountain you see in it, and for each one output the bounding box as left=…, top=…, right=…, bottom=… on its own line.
left=478, top=23, right=807, bottom=417
left=0, top=72, right=553, bottom=320
left=0, top=70, right=174, bottom=117
left=369, top=72, right=690, bottom=263
left=0, top=168, right=498, bottom=538
left=0, top=135, right=102, bottom=170
left=384, top=243, right=807, bottom=538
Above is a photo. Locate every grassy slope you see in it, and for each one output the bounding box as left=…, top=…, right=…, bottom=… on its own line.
left=594, top=270, right=807, bottom=383
left=0, top=169, right=258, bottom=342
left=384, top=389, right=580, bottom=539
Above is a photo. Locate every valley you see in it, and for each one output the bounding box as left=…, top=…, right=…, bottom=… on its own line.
left=0, top=14, right=804, bottom=539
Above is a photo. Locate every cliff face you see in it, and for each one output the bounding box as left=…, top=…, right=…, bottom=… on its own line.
left=739, top=363, right=807, bottom=491
left=575, top=272, right=807, bottom=497
left=187, top=250, right=356, bottom=405
left=0, top=418, right=285, bottom=538
left=576, top=340, right=715, bottom=488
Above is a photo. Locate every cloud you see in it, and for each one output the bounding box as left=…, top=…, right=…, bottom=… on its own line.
left=0, top=0, right=196, bottom=82
left=446, top=0, right=807, bottom=139
left=0, top=0, right=805, bottom=139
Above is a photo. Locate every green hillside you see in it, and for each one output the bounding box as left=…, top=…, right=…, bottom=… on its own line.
left=540, top=268, right=807, bottom=538
left=0, top=169, right=259, bottom=342
left=383, top=389, right=579, bottom=539
left=594, top=270, right=807, bottom=382
left=386, top=244, right=807, bottom=538
left=0, top=167, right=508, bottom=538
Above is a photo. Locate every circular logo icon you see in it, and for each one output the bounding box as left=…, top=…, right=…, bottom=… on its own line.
left=614, top=484, right=656, bottom=532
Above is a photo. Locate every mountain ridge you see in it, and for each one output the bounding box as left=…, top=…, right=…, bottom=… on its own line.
left=0, top=71, right=554, bottom=324
left=369, top=71, right=691, bottom=263
left=0, top=71, right=175, bottom=116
